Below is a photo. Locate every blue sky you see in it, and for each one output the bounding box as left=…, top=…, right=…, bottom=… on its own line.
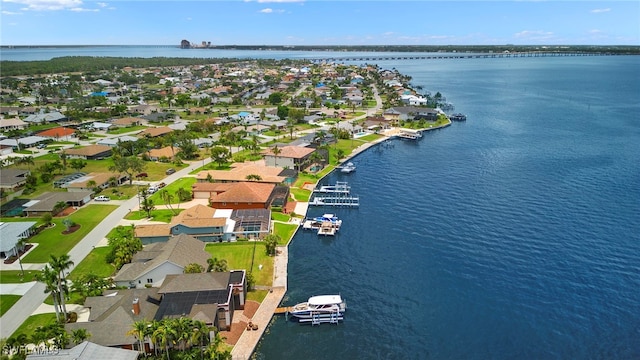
left=1, top=1, right=639, bottom=46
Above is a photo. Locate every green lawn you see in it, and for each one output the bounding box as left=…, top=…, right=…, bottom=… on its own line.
left=205, top=242, right=273, bottom=286
left=106, top=125, right=147, bottom=134
left=148, top=177, right=196, bottom=205
left=271, top=212, right=290, bottom=222
left=22, top=205, right=118, bottom=263
left=290, top=188, right=312, bottom=202
left=68, top=246, right=115, bottom=280
left=11, top=313, right=58, bottom=338
left=0, top=270, right=39, bottom=284
left=273, top=223, right=298, bottom=245
left=1, top=295, right=22, bottom=316
left=246, top=289, right=268, bottom=303
left=124, top=208, right=183, bottom=223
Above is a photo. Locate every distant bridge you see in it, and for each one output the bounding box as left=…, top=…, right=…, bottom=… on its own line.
left=310, top=52, right=619, bottom=63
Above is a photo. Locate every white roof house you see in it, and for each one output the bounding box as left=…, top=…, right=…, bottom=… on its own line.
left=0, top=221, right=36, bottom=259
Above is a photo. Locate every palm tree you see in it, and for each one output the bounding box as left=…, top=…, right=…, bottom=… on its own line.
left=127, top=319, right=150, bottom=354
left=49, top=254, right=74, bottom=319
left=35, top=265, right=62, bottom=322
left=15, top=237, right=28, bottom=276
left=271, top=145, right=281, bottom=167
left=159, top=190, right=176, bottom=215
left=245, top=174, right=262, bottom=181
left=71, top=328, right=90, bottom=345
left=153, top=321, right=176, bottom=360
left=206, top=257, right=228, bottom=273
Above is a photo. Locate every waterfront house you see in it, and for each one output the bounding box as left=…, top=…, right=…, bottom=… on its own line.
left=154, top=270, right=247, bottom=331
left=23, top=111, right=66, bottom=124
left=203, top=182, right=280, bottom=210
left=26, top=341, right=139, bottom=360
left=113, top=234, right=210, bottom=289
left=195, top=162, right=289, bottom=185
left=262, top=145, right=316, bottom=171
left=96, top=135, right=139, bottom=147
left=65, top=287, right=161, bottom=350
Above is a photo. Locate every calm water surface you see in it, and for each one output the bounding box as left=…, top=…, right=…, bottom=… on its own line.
left=5, top=49, right=639, bottom=359
left=256, top=56, right=640, bottom=359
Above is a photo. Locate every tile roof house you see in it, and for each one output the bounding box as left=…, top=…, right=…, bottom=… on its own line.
left=195, top=162, right=288, bottom=185
left=63, top=145, right=112, bottom=160
left=36, top=126, right=75, bottom=139
left=64, top=172, right=128, bottom=192
left=110, top=117, right=141, bottom=127
left=65, top=287, right=161, bottom=350
left=135, top=204, right=232, bottom=244
left=113, top=234, right=210, bottom=288
left=262, top=145, right=316, bottom=171
left=203, top=182, right=278, bottom=210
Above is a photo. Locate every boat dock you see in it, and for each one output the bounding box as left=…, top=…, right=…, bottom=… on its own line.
left=310, top=182, right=360, bottom=207
left=309, top=196, right=360, bottom=207
left=313, top=181, right=351, bottom=194
left=274, top=306, right=293, bottom=314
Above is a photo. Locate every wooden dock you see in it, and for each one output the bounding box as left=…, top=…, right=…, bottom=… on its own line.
left=274, top=306, right=293, bottom=314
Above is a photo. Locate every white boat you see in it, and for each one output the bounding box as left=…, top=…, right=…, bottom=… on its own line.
left=289, top=295, right=347, bottom=324
left=314, top=182, right=351, bottom=193
left=340, top=162, right=356, bottom=173
left=302, top=214, right=342, bottom=235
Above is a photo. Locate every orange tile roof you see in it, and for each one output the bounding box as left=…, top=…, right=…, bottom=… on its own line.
left=209, top=182, right=275, bottom=204
left=37, top=127, right=75, bottom=138
left=169, top=204, right=226, bottom=228
left=262, top=145, right=315, bottom=159
left=195, top=162, right=285, bottom=183
left=111, top=117, right=140, bottom=126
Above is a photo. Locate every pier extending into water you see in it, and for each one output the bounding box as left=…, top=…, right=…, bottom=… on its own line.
left=312, top=51, right=620, bottom=63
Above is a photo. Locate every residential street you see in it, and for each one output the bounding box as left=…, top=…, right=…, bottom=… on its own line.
left=0, top=157, right=213, bottom=339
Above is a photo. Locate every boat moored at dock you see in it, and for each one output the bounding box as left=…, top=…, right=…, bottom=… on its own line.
left=339, top=162, right=356, bottom=173
left=303, top=214, right=343, bottom=235
left=450, top=113, right=467, bottom=121
left=288, top=295, right=347, bottom=325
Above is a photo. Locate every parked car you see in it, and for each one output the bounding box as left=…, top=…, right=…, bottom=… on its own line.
left=165, top=168, right=176, bottom=175
left=158, top=182, right=167, bottom=188
left=136, top=172, right=148, bottom=178
left=36, top=143, right=47, bottom=149
left=147, top=186, right=159, bottom=194
left=94, top=195, right=110, bottom=202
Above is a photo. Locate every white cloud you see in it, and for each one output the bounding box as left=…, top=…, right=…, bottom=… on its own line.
left=70, top=7, right=98, bottom=12
left=3, top=0, right=85, bottom=11
left=254, top=0, right=304, bottom=3
left=514, top=30, right=554, bottom=38
left=259, top=7, right=284, bottom=13
left=1, top=10, right=23, bottom=15
left=590, top=8, right=611, bottom=13
left=96, top=2, right=107, bottom=7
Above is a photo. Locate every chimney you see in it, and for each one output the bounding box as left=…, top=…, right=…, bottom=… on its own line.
left=132, top=298, right=140, bottom=315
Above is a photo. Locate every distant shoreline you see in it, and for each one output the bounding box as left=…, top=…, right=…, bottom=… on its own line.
left=2, top=44, right=639, bottom=55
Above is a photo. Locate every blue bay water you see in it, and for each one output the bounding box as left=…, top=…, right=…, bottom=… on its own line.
left=4, top=48, right=639, bottom=359
left=255, top=56, right=640, bottom=359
